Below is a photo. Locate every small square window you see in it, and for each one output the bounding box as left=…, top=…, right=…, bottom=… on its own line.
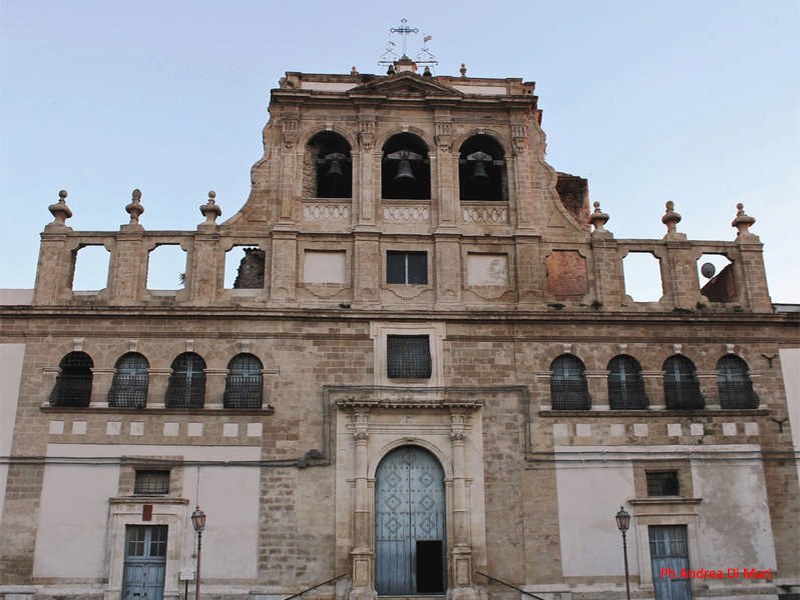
left=646, top=471, right=680, bottom=496
left=387, top=335, right=431, bottom=379
left=387, top=251, right=427, bottom=284
left=134, top=470, right=170, bottom=495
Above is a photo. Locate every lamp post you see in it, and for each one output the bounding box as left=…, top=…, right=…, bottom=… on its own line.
left=191, top=506, right=206, bottom=600
left=615, top=506, right=632, bottom=600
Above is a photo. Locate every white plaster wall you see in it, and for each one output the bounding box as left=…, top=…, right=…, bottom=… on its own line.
left=467, top=254, right=508, bottom=286
left=0, top=343, right=26, bottom=529
left=34, top=444, right=261, bottom=580
left=780, top=348, right=800, bottom=484
left=555, top=450, right=638, bottom=577
left=692, top=458, right=777, bottom=571
left=303, top=250, right=346, bottom=283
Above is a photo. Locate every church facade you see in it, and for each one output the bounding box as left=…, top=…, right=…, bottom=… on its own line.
left=0, top=58, right=798, bottom=600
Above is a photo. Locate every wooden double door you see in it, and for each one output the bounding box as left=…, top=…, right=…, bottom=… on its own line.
left=375, top=446, right=446, bottom=594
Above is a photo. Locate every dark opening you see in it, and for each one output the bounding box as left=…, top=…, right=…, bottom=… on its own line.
left=646, top=471, right=680, bottom=496
left=459, top=134, right=506, bottom=201
left=416, top=540, right=444, bottom=593
left=307, top=131, right=352, bottom=198
left=382, top=133, right=430, bottom=200
left=387, top=335, right=432, bottom=379
left=387, top=251, right=427, bottom=284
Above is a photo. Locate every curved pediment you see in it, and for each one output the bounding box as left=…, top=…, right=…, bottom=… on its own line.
left=349, top=71, right=464, bottom=99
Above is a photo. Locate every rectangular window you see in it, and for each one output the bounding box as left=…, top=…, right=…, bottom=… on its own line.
left=387, top=335, right=431, bottom=379
left=650, top=525, right=693, bottom=600
left=387, top=251, right=427, bottom=284
left=134, top=470, right=170, bottom=495
left=647, top=471, right=680, bottom=496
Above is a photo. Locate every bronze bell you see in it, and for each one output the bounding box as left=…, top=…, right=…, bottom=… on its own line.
left=471, top=159, right=490, bottom=180
left=394, top=159, right=416, bottom=182
left=327, top=158, right=343, bottom=178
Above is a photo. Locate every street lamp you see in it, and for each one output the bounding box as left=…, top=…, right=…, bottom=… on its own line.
left=191, top=506, right=206, bottom=600
left=615, top=506, right=632, bottom=600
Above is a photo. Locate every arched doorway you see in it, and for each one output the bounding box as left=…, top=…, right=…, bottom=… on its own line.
left=375, top=445, right=446, bottom=594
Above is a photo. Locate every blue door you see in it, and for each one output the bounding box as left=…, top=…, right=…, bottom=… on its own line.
left=650, top=525, right=693, bottom=600
left=122, top=525, right=167, bottom=600
left=375, top=446, right=446, bottom=594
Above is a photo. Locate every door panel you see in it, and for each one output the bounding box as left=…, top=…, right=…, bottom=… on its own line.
left=122, top=525, right=167, bottom=600
left=650, top=525, right=693, bottom=600
left=375, top=446, right=446, bottom=594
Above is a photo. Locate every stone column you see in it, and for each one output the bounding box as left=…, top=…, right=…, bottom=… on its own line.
left=278, top=114, right=299, bottom=223
left=449, top=410, right=477, bottom=600
left=588, top=203, right=624, bottom=308
left=353, top=232, right=380, bottom=307
left=660, top=202, right=700, bottom=310
left=109, top=190, right=148, bottom=304
left=586, top=371, right=609, bottom=410
left=90, top=368, right=116, bottom=408
left=147, top=369, right=171, bottom=409
left=433, top=114, right=456, bottom=227
left=642, top=371, right=666, bottom=410
left=732, top=204, right=772, bottom=312
left=515, top=234, right=544, bottom=305
left=269, top=231, right=297, bottom=303
left=41, top=367, right=61, bottom=406
left=349, top=408, right=377, bottom=600
left=204, top=369, right=228, bottom=409
left=434, top=232, right=461, bottom=307
left=697, top=371, right=719, bottom=409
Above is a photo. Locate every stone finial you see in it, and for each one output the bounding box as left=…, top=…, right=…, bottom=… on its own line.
left=661, top=201, right=682, bottom=235
left=199, top=191, right=222, bottom=228
left=460, top=63, right=467, bottom=78
left=589, top=201, right=610, bottom=233
left=731, top=203, right=756, bottom=236
left=47, top=189, right=73, bottom=229
left=125, top=189, right=145, bottom=225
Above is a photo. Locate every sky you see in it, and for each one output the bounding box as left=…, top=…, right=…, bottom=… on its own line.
left=1, top=0, right=798, bottom=301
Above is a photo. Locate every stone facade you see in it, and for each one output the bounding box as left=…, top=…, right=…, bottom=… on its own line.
left=0, top=61, right=798, bottom=600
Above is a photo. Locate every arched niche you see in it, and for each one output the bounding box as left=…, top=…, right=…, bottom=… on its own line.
left=382, top=132, right=430, bottom=200
left=305, top=131, right=352, bottom=198
left=458, top=134, right=507, bottom=201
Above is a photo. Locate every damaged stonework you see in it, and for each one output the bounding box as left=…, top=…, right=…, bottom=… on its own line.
left=233, top=248, right=265, bottom=289
left=556, top=172, right=590, bottom=230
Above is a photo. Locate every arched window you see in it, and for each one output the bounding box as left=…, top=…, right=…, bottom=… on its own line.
left=165, top=352, right=206, bottom=409
left=550, top=354, right=590, bottom=410
left=717, top=355, right=758, bottom=409
left=381, top=133, right=430, bottom=200
left=305, top=131, right=352, bottom=198
left=51, top=351, right=94, bottom=407
left=458, top=134, right=507, bottom=201
left=608, top=355, right=648, bottom=409
left=108, top=352, right=149, bottom=408
left=224, top=353, right=263, bottom=409
left=663, top=355, right=704, bottom=410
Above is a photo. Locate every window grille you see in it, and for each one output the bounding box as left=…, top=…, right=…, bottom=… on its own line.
left=165, top=352, right=206, bottom=408
left=550, top=354, right=590, bottom=410
left=108, top=352, right=149, bottom=408
left=717, top=355, right=758, bottom=409
left=646, top=471, right=680, bottom=496
left=387, top=251, right=427, bottom=284
left=663, top=355, right=704, bottom=410
left=608, top=355, right=648, bottom=409
left=134, top=470, right=170, bottom=495
left=51, top=351, right=93, bottom=407
left=387, top=335, right=432, bottom=379
left=224, top=353, right=263, bottom=409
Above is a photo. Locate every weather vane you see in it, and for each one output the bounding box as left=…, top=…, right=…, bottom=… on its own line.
left=378, top=18, right=438, bottom=70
